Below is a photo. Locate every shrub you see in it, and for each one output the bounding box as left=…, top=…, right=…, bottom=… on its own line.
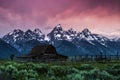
left=15, top=69, right=39, bottom=80
left=47, top=65, right=64, bottom=77
left=79, top=64, right=94, bottom=71
left=66, top=73, right=84, bottom=80
left=0, top=61, right=119, bottom=80
left=65, top=67, right=80, bottom=74
left=49, top=76, right=61, bottom=80
left=89, top=68, right=114, bottom=80
left=35, top=64, right=49, bottom=74
left=47, top=65, right=80, bottom=77
left=5, top=64, right=18, bottom=75
left=3, top=64, right=39, bottom=80
left=66, top=68, right=115, bottom=80
left=0, top=65, right=5, bottom=72
left=106, top=64, right=120, bottom=76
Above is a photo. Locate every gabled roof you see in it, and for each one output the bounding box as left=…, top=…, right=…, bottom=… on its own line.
left=29, top=45, right=57, bottom=56
left=17, top=45, right=68, bottom=59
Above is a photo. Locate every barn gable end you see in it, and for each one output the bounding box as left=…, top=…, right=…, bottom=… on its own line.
left=17, top=45, right=68, bottom=61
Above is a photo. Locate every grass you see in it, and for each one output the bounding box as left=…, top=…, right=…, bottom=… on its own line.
left=1, top=60, right=120, bottom=69
left=0, top=60, right=120, bottom=80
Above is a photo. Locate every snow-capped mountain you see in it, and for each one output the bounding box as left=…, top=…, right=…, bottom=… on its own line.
left=3, top=29, right=25, bottom=44
left=3, top=24, right=110, bottom=47
left=2, top=28, right=45, bottom=52
left=2, top=24, right=120, bottom=56
left=76, top=28, right=94, bottom=41
left=24, top=29, right=45, bottom=41
left=3, top=28, right=45, bottom=44
left=47, top=26, right=109, bottom=46
left=47, top=24, right=77, bottom=42
left=75, top=28, right=109, bottom=46
left=63, top=28, right=77, bottom=41
left=47, top=24, right=64, bottom=41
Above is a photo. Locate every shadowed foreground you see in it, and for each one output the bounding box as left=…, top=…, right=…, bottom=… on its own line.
left=0, top=60, right=120, bottom=80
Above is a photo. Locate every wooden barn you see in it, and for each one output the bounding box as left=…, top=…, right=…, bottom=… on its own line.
left=17, top=45, right=68, bottom=62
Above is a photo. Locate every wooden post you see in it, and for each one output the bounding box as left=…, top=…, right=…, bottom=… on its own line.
left=75, top=56, right=76, bottom=62
left=79, top=55, right=81, bottom=61
left=116, top=51, right=119, bottom=61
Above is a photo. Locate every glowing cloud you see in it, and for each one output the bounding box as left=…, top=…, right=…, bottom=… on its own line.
left=0, top=0, right=120, bottom=37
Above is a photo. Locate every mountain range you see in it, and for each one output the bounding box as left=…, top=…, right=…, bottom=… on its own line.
left=1, top=24, right=120, bottom=59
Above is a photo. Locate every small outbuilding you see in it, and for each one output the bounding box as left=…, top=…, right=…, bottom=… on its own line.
left=17, top=45, right=68, bottom=62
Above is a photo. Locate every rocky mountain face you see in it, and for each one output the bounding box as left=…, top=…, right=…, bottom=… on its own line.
left=2, top=24, right=120, bottom=56
left=0, top=39, right=19, bottom=59
left=3, top=29, right=45, bottom=52
left=3, top=29, right=45, bottom=43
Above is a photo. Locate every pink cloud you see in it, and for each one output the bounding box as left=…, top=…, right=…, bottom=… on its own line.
left=0, top=0, right=120, bottom=37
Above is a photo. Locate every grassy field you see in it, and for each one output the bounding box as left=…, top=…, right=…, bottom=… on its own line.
left=0, top=60, right=120, bottom=80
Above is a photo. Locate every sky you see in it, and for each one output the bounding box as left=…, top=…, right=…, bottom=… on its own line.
left=0, top=0, right=120, bottom=37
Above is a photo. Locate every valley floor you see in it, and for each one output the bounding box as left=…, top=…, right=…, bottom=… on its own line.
left=0, top=60, right=120, bottom=80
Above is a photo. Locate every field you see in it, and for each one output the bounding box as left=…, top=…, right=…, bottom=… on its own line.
left=0, top=60, right=120, bottom=80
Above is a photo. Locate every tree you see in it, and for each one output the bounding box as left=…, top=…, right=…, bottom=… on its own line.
left=10, top=54, right=15, bottom=61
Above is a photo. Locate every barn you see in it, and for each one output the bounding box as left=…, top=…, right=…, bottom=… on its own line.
left=17, top=45, right=68, bottom=62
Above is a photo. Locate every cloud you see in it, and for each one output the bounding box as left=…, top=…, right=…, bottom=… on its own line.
left=0, top=0, right=120, bottom=37
left=0, top=0, right=120, bottom=24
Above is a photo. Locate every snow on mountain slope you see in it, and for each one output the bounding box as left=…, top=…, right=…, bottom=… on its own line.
left=76, top=28, right=109, bottom=46
left=24, top=29, right=45, bottom=41
left=63, top=28, right=77, bottom=41
left=3, top=29, right=25, bottom=44
left=76, top=28, right=94, bottom=41
left=2, top=24, right=120, bottom=56
left=3, top=29, right=45, bottom=44
left=3, top=25, right=110, bottom=48
left=47, top=24, right=77, bottom=41
left=47, top=24, right=64, bottom=41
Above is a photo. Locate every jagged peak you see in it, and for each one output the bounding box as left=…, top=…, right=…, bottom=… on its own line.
left=56, top=24, right=62, bottom=28
left=34, top=28, right=42, bottom=32
left=54, top=24, right=63, bottom=30
left=68, top=28, right=76, bottom=33
left=34, top=28, right=44, bottom=35
left=68, top=28, right=74, bottom=31
left=25, top=29, right=33, bottom=33
left=13, top=29, right=23, bottom=32
left=82, top=28, right=90, bottom=32
left=81, top=28, right=91, bottom=35
left=8, top=29, right=24, bottom=35
left=51, top=24, right=63, bottom=33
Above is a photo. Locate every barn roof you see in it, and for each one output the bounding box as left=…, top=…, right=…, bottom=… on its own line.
left=17, top=45, right=68, bottom=59
left=29, top=45, right=57, bottom=56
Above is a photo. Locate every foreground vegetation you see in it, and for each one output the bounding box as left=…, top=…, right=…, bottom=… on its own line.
left=0, top=60, right=120, bottom=80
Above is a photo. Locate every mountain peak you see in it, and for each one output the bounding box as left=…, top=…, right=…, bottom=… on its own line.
left=82, top=28, right=90, bottom=32
left=13, top=29, right=22, bottom=32
left=53, top=24, right=63, bottom=31
left=26, top=29, right=33, bottom=33
left=34, top=28, right=43, bottom=34
left=67, top=28, right=76, bottom=33
left=34, top=28, right=41, bottom=32
left=81, top=28, right=91, bottom=35
left=49, top=24, right=63, bottom=35
left=56, top=24, right=62, bottom=28
left=25, top=29, right=34, bottom=35
left=76, top=28, right=94, bottom=41
left=68, top=28, right=74, bottom=31
left=47, top=24, right=64, bottom=41
left=34, top=28, right=44, bottom=37
left=8, top=29, right=23, bottom=35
